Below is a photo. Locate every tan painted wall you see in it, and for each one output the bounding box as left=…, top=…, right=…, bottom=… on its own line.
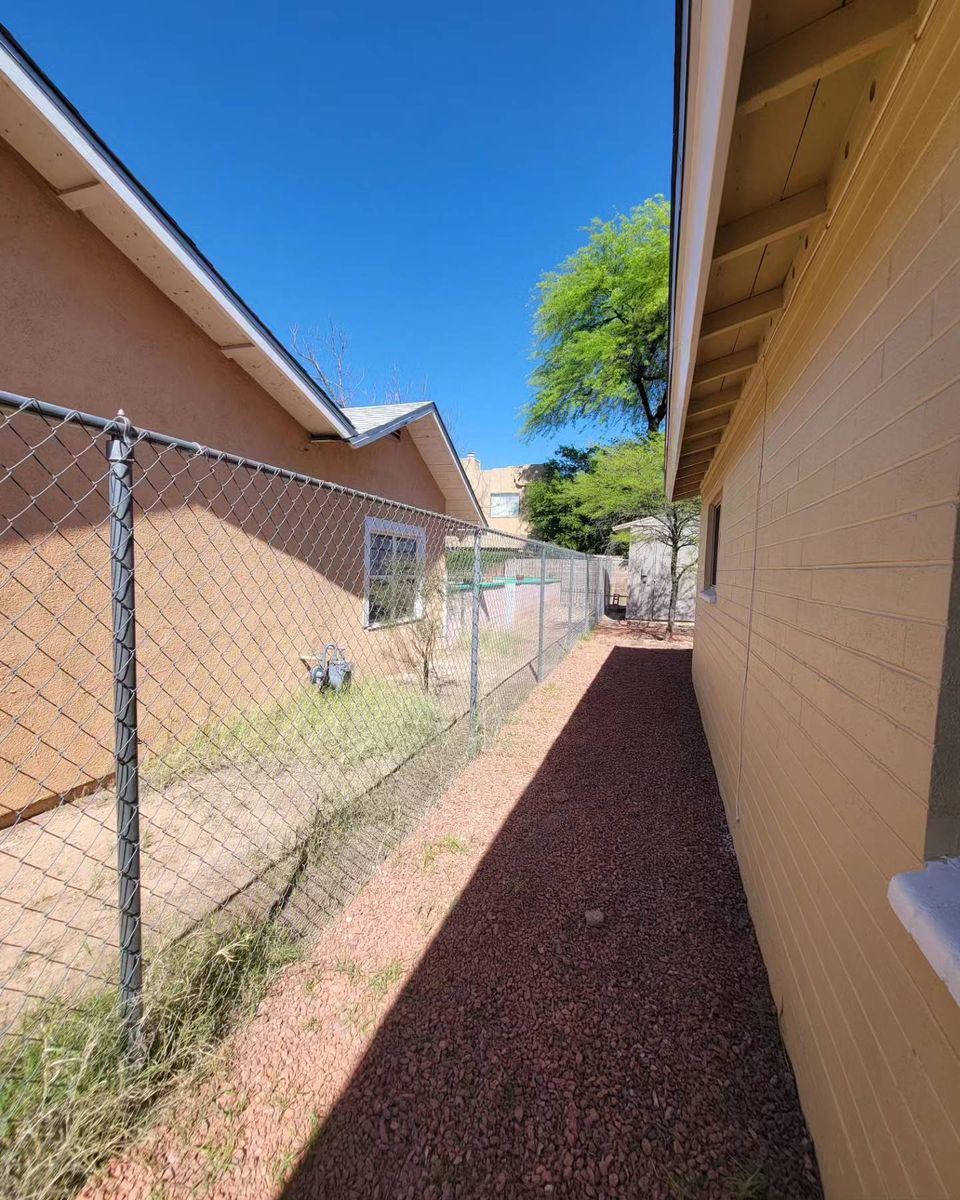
left=691, top=8, right=960, bottom=1197
left=461, top=456, right=539, bottom=537
left=0, top=135, right=452, bottom=824
left=0, top=137, right=446, bottom=512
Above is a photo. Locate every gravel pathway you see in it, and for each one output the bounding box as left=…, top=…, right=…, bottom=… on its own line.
left=84, top=627, right=822, bottom=1200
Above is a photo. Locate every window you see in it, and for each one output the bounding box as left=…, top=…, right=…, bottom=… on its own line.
left=490, top=492, right=520, bottom=518
left=703, top=501, right=722, bottom=595
left=364, top=517, right=427, bottom=627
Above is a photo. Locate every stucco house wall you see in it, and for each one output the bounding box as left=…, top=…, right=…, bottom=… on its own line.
left=0, top=134, right=457, bottom=825
left=691, top=8, right=960, bottom=1196
left=460, top=456, right=540, bottom=537
left=0, top=138, right=446, bottom=509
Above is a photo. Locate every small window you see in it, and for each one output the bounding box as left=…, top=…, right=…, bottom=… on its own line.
left=490, top=493, right=520, bottom=518
left=364, top=517, right=426, bottom=627
left=704, top=501, right=722, bottom=592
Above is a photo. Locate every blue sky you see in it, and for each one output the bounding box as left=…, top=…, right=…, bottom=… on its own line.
left=5, top=2, right=673, bottom=467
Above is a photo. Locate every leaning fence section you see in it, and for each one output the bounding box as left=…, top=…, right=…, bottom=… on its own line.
left=0, top=392, right=615, bottom=1111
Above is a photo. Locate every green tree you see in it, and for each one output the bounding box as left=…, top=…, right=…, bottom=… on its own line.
left=569, top=438, right=665, bottom=531
left=524, top=437, right=665, bottom=553
left=522, top=446, right=601, bottom=550
left=523, top=435, right=701, bottom=635
left=523, top=197, right=670, bottom=439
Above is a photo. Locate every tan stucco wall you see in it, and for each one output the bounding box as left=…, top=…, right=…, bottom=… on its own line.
left=0, top=137, right=446, bottom=512
left=0, top=135, right=452, bottom=823
left=461, top=457, right=538, bottom=538
left=691, top=9, right=960, bottom=1197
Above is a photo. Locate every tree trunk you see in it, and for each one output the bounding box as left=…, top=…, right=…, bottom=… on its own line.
left=667, top=541, right=680, bottom=639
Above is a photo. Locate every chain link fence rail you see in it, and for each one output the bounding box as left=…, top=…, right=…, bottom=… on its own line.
left=0, top=390, right=616, bottom=1098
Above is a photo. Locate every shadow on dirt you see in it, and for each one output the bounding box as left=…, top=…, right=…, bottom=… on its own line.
left=281, top=643, right=822, bottom=1200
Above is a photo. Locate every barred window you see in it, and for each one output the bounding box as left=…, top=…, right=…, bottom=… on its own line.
left=364, top=518, right=426, bottom=626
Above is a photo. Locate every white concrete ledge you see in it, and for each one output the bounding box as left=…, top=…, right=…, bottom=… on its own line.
left=888, top=859, right=960, bottom=1006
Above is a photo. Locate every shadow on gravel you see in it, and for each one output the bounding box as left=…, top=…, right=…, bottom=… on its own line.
left=281, top=644, right=822, bottom=1200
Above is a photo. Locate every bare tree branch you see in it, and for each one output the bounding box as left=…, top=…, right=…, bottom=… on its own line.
left=291, top=321, right=364, bottom=408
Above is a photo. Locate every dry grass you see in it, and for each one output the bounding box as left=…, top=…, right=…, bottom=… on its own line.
left=144, top=680, right=441, bottom=788
left=0, top=917, right=302, bottom=1200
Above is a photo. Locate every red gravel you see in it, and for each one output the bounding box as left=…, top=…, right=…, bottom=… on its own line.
left=85, top=628, right=822, bottom=1200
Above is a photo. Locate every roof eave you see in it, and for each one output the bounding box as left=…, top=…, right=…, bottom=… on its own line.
left=0, top=25, right=355, bottom=441
left=345, top=403, right=435, bottom=449
left=347, top=403, right=485, bottom=526
left=664, top=0, right=751, bottom=499
left=426, top=405, right=487, bottom=526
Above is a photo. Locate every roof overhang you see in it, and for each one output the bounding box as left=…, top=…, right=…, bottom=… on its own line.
left=665, top=0, right=753, bottom=499
left=339, top=403, right=486, bottom=525
left=0, top=25, right=355, bottom=439
left=666, top=0, right=924, bottom=499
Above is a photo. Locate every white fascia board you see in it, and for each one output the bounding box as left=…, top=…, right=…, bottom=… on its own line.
left=665, top=0, right=752, bottom=499
left=346, top=403, right=435, bottom=448
left=349, top=404, right=486, bottom=526
left=0, top=34, right=355, bottom=440
left=426, top=408, right=486, bottom=526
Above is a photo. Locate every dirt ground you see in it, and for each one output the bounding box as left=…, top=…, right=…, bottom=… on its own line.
left=0, top=616, right=563, bottom=1027
left=81, top=626, right=822, bottom=1200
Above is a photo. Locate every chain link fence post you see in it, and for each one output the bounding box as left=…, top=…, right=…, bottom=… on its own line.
left=469, top=527, right=482, bottom=737
left=582, top=554, right=589, bottom=634
left=597, top=560, right=604, bottom=624
left=565, top=551, right=573, bottom=648
left=107, top=413, right=146, bottom=1066
left=537, top=545, right=546, bottom=681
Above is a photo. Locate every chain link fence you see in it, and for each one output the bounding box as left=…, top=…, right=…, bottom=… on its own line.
left=0, top=389, right=615, bottom=1184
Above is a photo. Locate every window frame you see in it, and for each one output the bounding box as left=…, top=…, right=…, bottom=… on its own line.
left=702, top=499, right=722, bottom=602
left=490, top=492, right=521, bottom=518
left=363, top=516, right=427, bottom=628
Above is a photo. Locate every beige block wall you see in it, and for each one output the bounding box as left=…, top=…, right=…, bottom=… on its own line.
left=692, top=7, right=960, bottom=1198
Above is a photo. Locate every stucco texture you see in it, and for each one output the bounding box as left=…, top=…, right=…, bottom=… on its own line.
left=0, top=136, right=455, bottom=825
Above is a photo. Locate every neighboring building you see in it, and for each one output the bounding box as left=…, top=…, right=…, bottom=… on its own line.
left=613, top=517, right=698, bottom=625
left=461, top=455, right=541, bottom=537
left=667, top=3, right=960, bottom=1198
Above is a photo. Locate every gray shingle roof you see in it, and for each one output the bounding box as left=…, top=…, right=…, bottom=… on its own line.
left=340, top=402, right=432, bottom=439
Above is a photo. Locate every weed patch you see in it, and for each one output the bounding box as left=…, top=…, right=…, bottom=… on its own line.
left=421, top=835, right=467, bottom=869
left=144, top=681, right=441, bottom=788
left=367, top=959, right=404, bottom=1001
left=334, top=958, right=362, bottom=984
left=0, top=917, right=301, bottom=1200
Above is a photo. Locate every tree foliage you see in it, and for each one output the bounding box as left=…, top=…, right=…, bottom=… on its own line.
left=523, top=197, right=670, bottom=438
left=524, top=436, right=672, bottom=554
left=522, top=447, right=605, bottom=552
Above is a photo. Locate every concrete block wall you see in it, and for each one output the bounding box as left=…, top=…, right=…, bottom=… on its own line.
left=692, top=5, right=960, bottom=1196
